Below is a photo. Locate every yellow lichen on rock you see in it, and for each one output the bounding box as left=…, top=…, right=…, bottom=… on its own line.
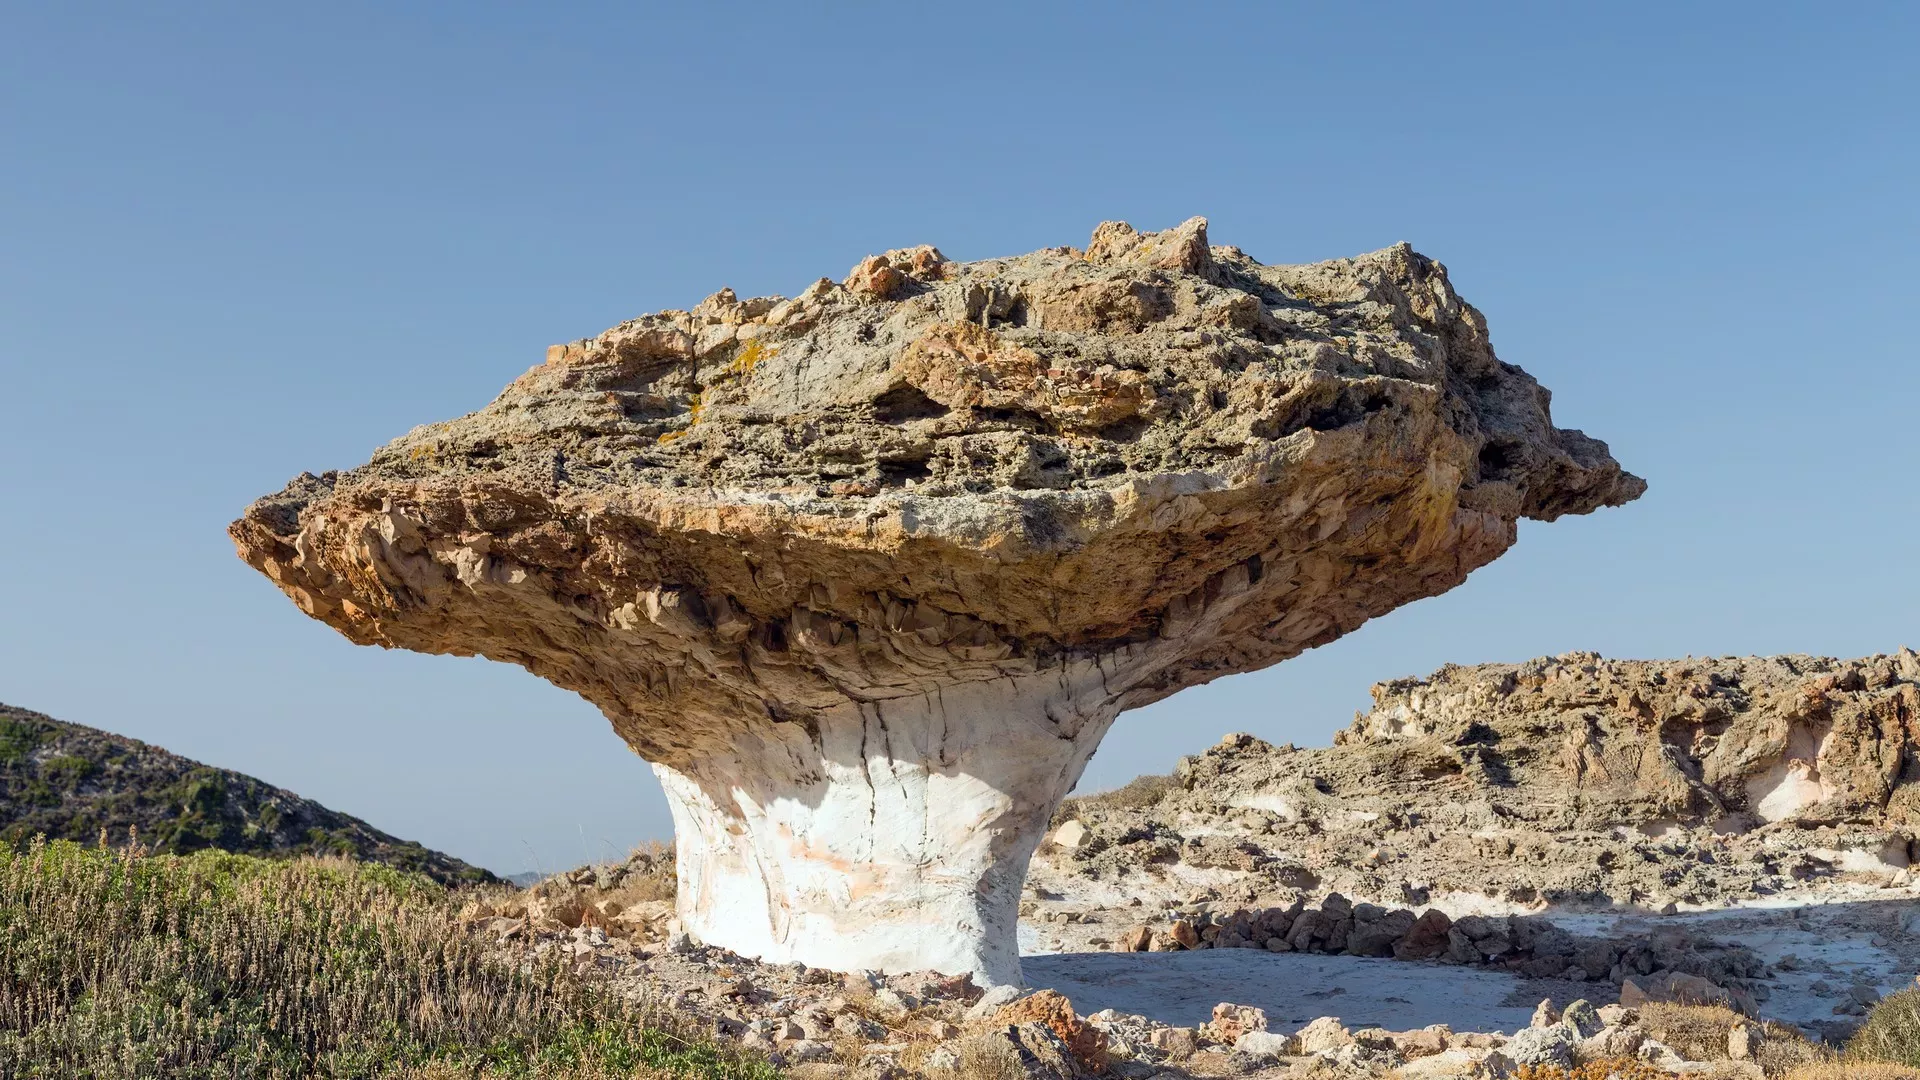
left=894, top=321, right=1152, bottom=433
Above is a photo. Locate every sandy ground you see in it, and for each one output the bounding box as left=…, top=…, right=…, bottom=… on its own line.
left=1553, top=892, right=1920, bottom=1033
left=1016, top=885, right=1920, bottom=1039
left=1022, top=948, right=1539, bottom=1033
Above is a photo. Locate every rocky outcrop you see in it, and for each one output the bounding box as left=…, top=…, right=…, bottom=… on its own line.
left=0, top=702, right=491, bottom=885
left=232, top=217, right=1640, bottom=984
left=1345, top=649, right=1920, bottom=832
left=1054, top=649, right=1920, bottom=910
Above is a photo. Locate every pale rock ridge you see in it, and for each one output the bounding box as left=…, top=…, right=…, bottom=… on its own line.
left=1343, top=648, right=1920, bottom=834
left=231, top=218, right=1641, bottom=984
left=1055, top=648, right=1920, bottom=912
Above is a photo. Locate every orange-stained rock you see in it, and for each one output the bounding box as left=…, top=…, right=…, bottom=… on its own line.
left=1201, top=1002, right=1269, bottom=1043
left=994, top=989, right=1107, bottom=1068
left=844, top=244, right=947, bottom=299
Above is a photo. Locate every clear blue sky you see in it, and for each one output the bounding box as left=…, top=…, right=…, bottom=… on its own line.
left=2, top=4, right=1914, bottom=875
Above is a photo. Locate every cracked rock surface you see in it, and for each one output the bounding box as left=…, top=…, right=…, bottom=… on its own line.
left=231, top=217, right=1641, bottom=984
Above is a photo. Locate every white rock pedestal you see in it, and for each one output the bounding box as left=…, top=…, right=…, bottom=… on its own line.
left=654, top=659, right=1131, bottom=987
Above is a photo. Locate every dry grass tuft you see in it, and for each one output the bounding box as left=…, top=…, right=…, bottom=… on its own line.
left=614, top=840, right=677, bottom=903
left=1785, top=1065, right=1920, bottom=1080
left=1615, top=1003, right=1834, bottom=1076
left=951, top=1032, right=1035, bottom=1080
left=0, top=837, right=768, bottom=1080
left=1056, top=773, right=1179, bottom=823
left=1756, top=1023, right=1836, bottom=1076
left=1851, top=989, right=1920, bottom=1068
left=396, top=1064, right=722, bottom=1080
left=1635, top=1001, right=1746, bottom=1062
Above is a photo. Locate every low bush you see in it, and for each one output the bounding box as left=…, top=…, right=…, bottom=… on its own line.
left=0, top=838, right=771, bottom=1080
left=1851, top=989, right=1920, bottom=1069
left=1757, top=1028, right=1837, bottom=1076
left=1635, top=1001, right=1747, bottom=1062
left=1626, top=1001, right=1833, bottom=1075
left=1057, top=773, right=1179, bottom=822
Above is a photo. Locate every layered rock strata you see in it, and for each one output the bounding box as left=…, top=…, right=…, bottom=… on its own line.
left=231, top=217, right=1641, bottom=984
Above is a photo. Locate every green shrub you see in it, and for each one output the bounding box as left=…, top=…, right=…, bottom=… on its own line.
left=39, top=755, right=96, bottom=788
left=0, top=838, right=771, bottom=1080
left=1851, top=989, right=1920, bottom=1067
left=0, top=717, right=46, bottom=764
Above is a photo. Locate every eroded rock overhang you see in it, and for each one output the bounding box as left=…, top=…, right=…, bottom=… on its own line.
left=231, top=218, right=1644, bottom=980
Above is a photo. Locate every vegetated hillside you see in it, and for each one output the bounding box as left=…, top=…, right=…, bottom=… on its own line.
left=0, top=841, right=770, bottom=1080
left=0, top=702, right=491, bottom=886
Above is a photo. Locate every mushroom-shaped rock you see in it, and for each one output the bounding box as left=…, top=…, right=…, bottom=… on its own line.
left=231, top=218, right=1643, bottom=986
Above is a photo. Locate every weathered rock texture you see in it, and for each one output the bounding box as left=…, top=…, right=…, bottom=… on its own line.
left=1052, top=649, right=1920, bottom=910
left=231, top=218, right=1640, bottom=984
